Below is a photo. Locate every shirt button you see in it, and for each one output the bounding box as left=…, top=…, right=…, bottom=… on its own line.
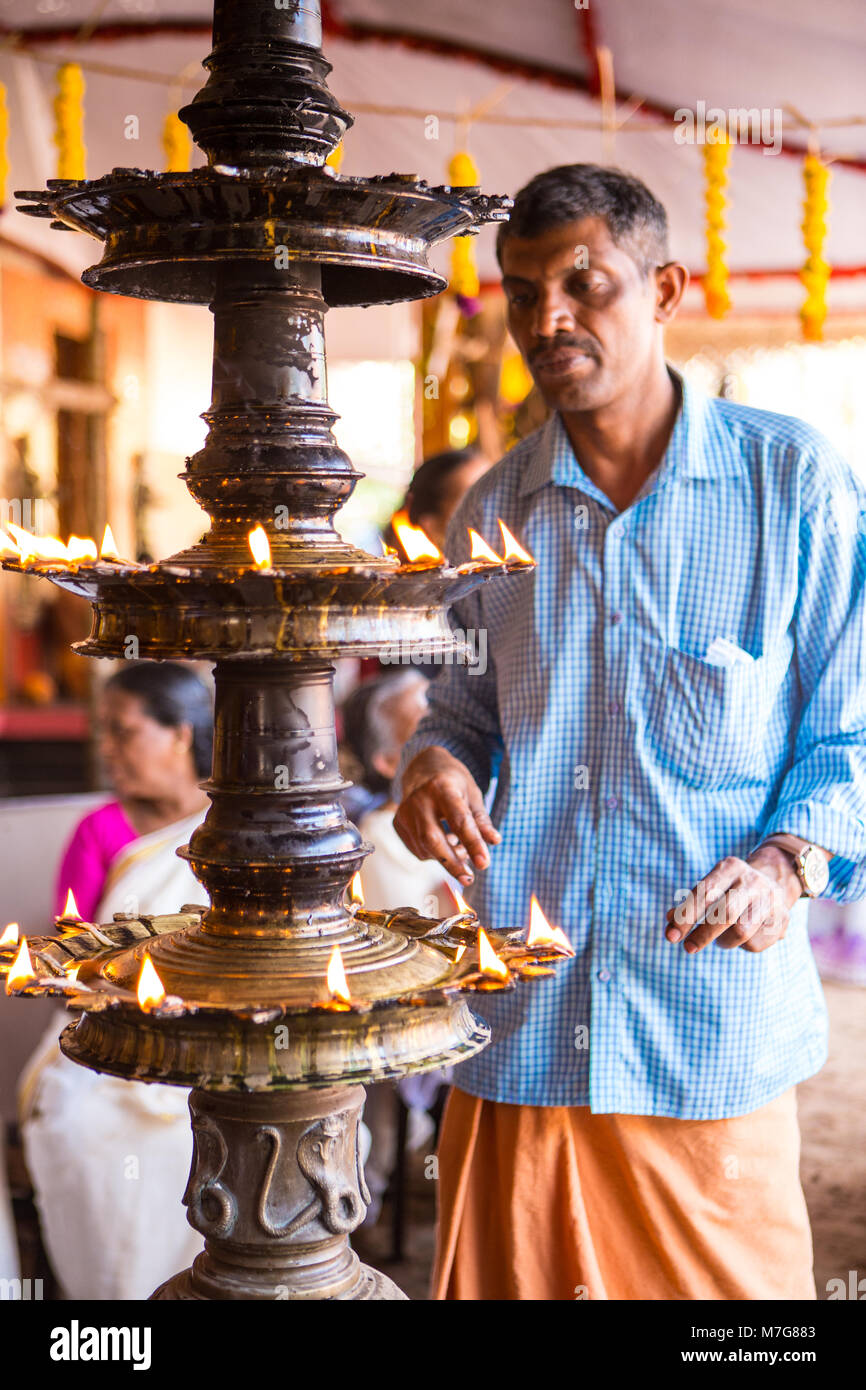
left=610, top=522, right=625, bottom=539
left=610, top=611, right=623, bottom=625
left=597, top=968, right=612, bottom=983
left=609, top=699, right=621, bottom=715
left=605, top=795, right=619, bottom=811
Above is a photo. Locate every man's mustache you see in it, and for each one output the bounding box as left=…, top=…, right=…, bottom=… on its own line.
left=529, top=338, right=601, bottom=365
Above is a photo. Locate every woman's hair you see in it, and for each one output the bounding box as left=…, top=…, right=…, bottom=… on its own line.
left=105, top=662, right=214, bottom=778
left=405, top=447, right=484, bottom=527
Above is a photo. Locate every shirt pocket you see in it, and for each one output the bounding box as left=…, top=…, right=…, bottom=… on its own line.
left=647, top=639, right=791, bottom=790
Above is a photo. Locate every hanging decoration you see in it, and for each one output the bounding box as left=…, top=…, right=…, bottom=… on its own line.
left=162, top=111, right=192, bottom=172
left=800, top=151, right=831, bottom=342
left=54, top=63, right=87, bottom=181
left=448, top=149, right=481, bottom=318
left=0, top=83, right=8, bottom=211
left=702, top=131, right=731, bottom=319
left=499, top=350, right=533, bottom=407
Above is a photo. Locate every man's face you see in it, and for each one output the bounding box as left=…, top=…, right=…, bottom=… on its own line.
left=501, top=216, right=662, bottom=414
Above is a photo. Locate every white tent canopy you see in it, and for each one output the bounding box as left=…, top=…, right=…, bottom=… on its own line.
left=0, top=0, right=864, bottom=311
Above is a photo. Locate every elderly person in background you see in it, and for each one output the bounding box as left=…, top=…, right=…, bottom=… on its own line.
left=19, top=661, right=212, bottom=1300
left=344, top=671, right=458, bottom=919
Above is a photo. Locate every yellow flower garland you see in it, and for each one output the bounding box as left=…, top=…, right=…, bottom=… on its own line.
left=54, top=63, right=86, bottom=181
left=162, top=111, right=191, bottom=173
left=800, top=153, right=831, bottom=342
left=703, top=133, right=731, bottom=319
left=448, top=150, right=481, bottom=301
left=0, top=84, right=8, bottom=210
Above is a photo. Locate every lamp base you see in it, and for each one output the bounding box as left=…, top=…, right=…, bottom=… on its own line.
left=149, top=1085, right=408, bottom=1300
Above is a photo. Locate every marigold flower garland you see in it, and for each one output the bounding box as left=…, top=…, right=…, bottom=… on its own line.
left=703, top=131, right=731, bottom=319
left=800, top=152, right=831, bottom=342
left=54, top=63, right=86, bottom=180
left=0, top=84, right=8, bottom=210
left=448, top=149, right=481, bottom=316
left=162, top=110, right=191, bottom=172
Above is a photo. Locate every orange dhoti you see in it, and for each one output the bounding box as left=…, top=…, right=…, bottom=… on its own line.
left=432, top=1086, right=815, bottom=1301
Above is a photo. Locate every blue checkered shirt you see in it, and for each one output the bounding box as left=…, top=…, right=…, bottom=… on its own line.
left=397, top=369, right=866, bottom=1118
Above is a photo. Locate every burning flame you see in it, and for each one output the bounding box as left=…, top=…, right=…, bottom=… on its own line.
left=6, top=523, right=69, bottom=563
left=468, top=529, right=503, bottom=564
left=6, top=937, right=35, bottom=994
left=326, top=944, right=351, bottom=1004
left=448, top=885, right=475, bottom=917
left=248, top=525, right=271, bottom=568
left=526, top=895, right=574, bottom=954
left=0, top=922, right=19, bottom=948
left=453, top=944, right=466, bottom=963
left=137, top=953, right=166, bottom=1011
left=59, top=888, right=81, bottom=921
left=382, top=543, right=399, bottom=559
left=477, top=927, right=509, bottom=981
left=100, top=523, right=119, bottom=559
left=0, top=528, right=18, bottom=557
left=66, top=964, right=80, bottom=982
left=2, top=523, right=108, bottom=566
left=349, top=873, right=364, bottom=906
left=391, top=509, right=443, bottom=564
left=66, top=535, right=98, bottom=563
left=498, top=520, right=535, bottom=565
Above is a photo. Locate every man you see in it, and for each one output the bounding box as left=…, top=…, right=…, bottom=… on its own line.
left=393, top=164, right=866, bottom=1301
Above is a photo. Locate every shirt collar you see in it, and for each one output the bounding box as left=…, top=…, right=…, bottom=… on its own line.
left=518, top=367, right=741, bottom=499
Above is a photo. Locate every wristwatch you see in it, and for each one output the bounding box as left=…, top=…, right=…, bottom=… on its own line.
left=763, top=837, right=830, bottom=898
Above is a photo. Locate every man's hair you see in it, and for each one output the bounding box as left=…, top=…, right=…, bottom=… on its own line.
left=496, top=163, right=670, bottom=276
left=406, top=447, right=483, bottom=527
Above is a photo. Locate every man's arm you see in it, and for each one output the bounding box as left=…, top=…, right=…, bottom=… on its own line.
left=667, top=436, right=866, bottom=953
left=665, top=837, right=829, bottom=954
left=395, top=745, right=501, bottom=888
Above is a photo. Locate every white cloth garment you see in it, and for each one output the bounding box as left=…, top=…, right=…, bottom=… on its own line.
left=19, top=811, right=208, bottom=1301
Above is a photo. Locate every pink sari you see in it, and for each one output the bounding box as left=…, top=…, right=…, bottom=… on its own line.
left=53, top=801, right=137, bottom=921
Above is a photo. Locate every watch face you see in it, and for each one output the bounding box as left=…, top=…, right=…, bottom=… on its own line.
left=801, top=846, right=830, bottom=896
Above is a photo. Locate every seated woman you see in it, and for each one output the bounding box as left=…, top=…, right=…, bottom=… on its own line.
left=19, top=661, right=213, bottom=1301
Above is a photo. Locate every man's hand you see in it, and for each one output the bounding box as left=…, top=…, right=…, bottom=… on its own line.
left=664, top=845, right=803, bottom=954
left=393, top=747, right=501, bottom=887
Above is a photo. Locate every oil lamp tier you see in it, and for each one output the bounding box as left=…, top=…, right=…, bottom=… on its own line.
left=15, top=168, right=509, bottom=308
left=1, top=256, right=527, bottom=658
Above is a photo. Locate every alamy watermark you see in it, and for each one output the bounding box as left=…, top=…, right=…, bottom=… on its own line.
left=0, top=498, right=49, bottom=533
left=0, top=1277, right=43, bottom=1300
left=673, top=101, right=783, bottom=155
left=379, top=627, right=488, bottom=676
left=49, top=1321, right=151, bottom=1369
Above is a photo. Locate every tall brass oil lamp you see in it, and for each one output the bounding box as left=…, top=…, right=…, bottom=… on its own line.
left=1, top=0, right=571, bottom=1300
